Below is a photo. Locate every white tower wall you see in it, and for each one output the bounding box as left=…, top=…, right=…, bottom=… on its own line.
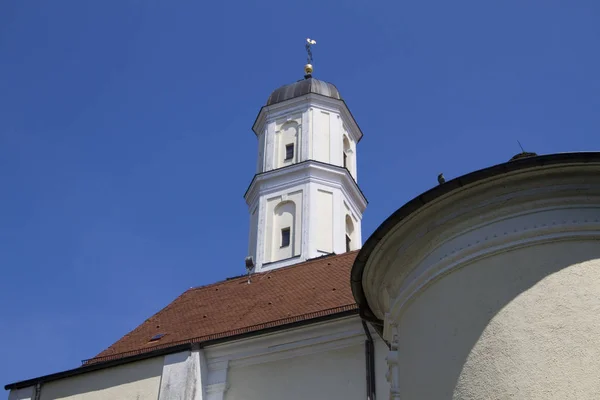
left=245, top=92, right=365, bottom=272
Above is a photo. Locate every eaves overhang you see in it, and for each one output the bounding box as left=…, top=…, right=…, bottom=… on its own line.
left=350, top=152, right=600, bottom=336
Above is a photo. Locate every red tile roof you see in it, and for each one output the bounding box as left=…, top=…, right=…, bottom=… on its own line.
left=84, top=251, right=359, bottom=365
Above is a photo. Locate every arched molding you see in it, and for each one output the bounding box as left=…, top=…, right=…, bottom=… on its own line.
left=345, top=214, right=356, bottom=252
left=276, top=121, right=299, bottom=167
left=359, top=165, right=600, bottom=330
left=271, top=200, right=297, bottom=261
left=342, top=135, right=355, bottom=178
left=386, top=227, right=600, bottom=332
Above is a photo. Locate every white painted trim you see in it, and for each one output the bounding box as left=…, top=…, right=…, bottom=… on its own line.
left=245, top=161, right=366, bottom=212
left=204, top=315, right=366, bottom=369
left=362, top=166, right=600, bottom=324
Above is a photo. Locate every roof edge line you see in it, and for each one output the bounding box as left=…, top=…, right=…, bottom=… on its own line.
left=83, top=304, right=358, bottom=364
left=5, top=306, right=359, bottom=391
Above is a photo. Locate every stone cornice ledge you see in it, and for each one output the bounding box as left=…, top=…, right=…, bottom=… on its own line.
left=244, top=160, right=367, bottom=213
left=357, top=163, right=600, bottom=339
left=204, top=316, right=368, bottom=369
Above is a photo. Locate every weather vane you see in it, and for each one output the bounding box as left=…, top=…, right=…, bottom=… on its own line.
left=304, top=38, right=317, bottom=77
left=306, top=38, right=316, bottom=64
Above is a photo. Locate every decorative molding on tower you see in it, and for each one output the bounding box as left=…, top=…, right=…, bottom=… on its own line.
left=253, top=93, right=363, bottom=144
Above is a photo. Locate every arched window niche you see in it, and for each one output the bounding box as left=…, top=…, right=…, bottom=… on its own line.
left=271, top=201, right=297, bottom=261
left=277, top=121, right=299, bottom=168
left=345, top=214, right=355, bottom=252
left=343, top=135, right=354, bottom=177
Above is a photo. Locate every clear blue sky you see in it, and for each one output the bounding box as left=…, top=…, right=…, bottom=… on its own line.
left=1, top=0, right=599, bottom=389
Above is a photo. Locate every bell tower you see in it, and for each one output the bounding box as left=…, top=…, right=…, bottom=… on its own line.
left=244, top=40, right=367, bottom=272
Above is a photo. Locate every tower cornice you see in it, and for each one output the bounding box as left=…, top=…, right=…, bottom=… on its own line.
left=244, top=160, right=367, bottom=216
left=252, top=93, right=363, bottom=143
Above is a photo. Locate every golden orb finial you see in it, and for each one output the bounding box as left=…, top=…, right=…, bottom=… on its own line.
left=304, top=63, right=313, bottom=76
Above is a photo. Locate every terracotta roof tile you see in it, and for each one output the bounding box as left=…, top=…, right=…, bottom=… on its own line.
left=84, top=251, right=358, bottom=364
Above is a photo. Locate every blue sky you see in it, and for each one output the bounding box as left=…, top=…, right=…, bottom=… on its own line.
left=1, top=0, right=599, bottom=389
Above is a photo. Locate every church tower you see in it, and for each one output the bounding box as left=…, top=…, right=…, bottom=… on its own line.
left=245, top=42, right=367, bottom=272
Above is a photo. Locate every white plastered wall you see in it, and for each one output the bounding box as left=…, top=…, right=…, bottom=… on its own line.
left=395, top=241, right=600, bottom=399
left=225, top=344, right=365, bottom=400
left=315, top=188, right=334, bottom=254
left=216, top=316, right=388, bottom=400
left=38, top=357, right=163, bottom=400
left=311, top=109, right=332, bottom=164
left=306, top=182, right=363, bottom=259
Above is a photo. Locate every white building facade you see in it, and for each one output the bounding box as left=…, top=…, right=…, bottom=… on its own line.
left=352, top=152, right=600, bottom=399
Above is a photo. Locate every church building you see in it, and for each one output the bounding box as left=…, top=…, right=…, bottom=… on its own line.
left=6, top=49, right=387, bottom=400
left=6, top=43, right=600, bottom=400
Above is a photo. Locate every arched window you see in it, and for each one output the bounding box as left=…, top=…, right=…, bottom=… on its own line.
left=343, top=135, right=352, bottom=172
left=272, top=201, right=296, bottom=261
left=277, top=121, right=299, bottom=167
left=345, top=214, right=355, bottom=252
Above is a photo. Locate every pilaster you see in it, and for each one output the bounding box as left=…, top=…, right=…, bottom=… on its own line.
left=158, top=349, right=205, bottom=400
left=302, top=182, right=312, bottom=260
left=264, top=121, right=276, bottom=172
left=157, top=349, right=229, bottom=400
left=301, top=107, right=310, bottom=161
left=385, top=324, right=401, bottom=400
left=205, top=360, right=229, bottom=400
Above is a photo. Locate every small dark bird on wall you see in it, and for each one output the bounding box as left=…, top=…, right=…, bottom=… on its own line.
left=437, top=173, right=445, bottom=185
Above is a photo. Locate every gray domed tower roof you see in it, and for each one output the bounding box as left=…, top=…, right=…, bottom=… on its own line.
left=266, top=77, right=342, bottom=106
